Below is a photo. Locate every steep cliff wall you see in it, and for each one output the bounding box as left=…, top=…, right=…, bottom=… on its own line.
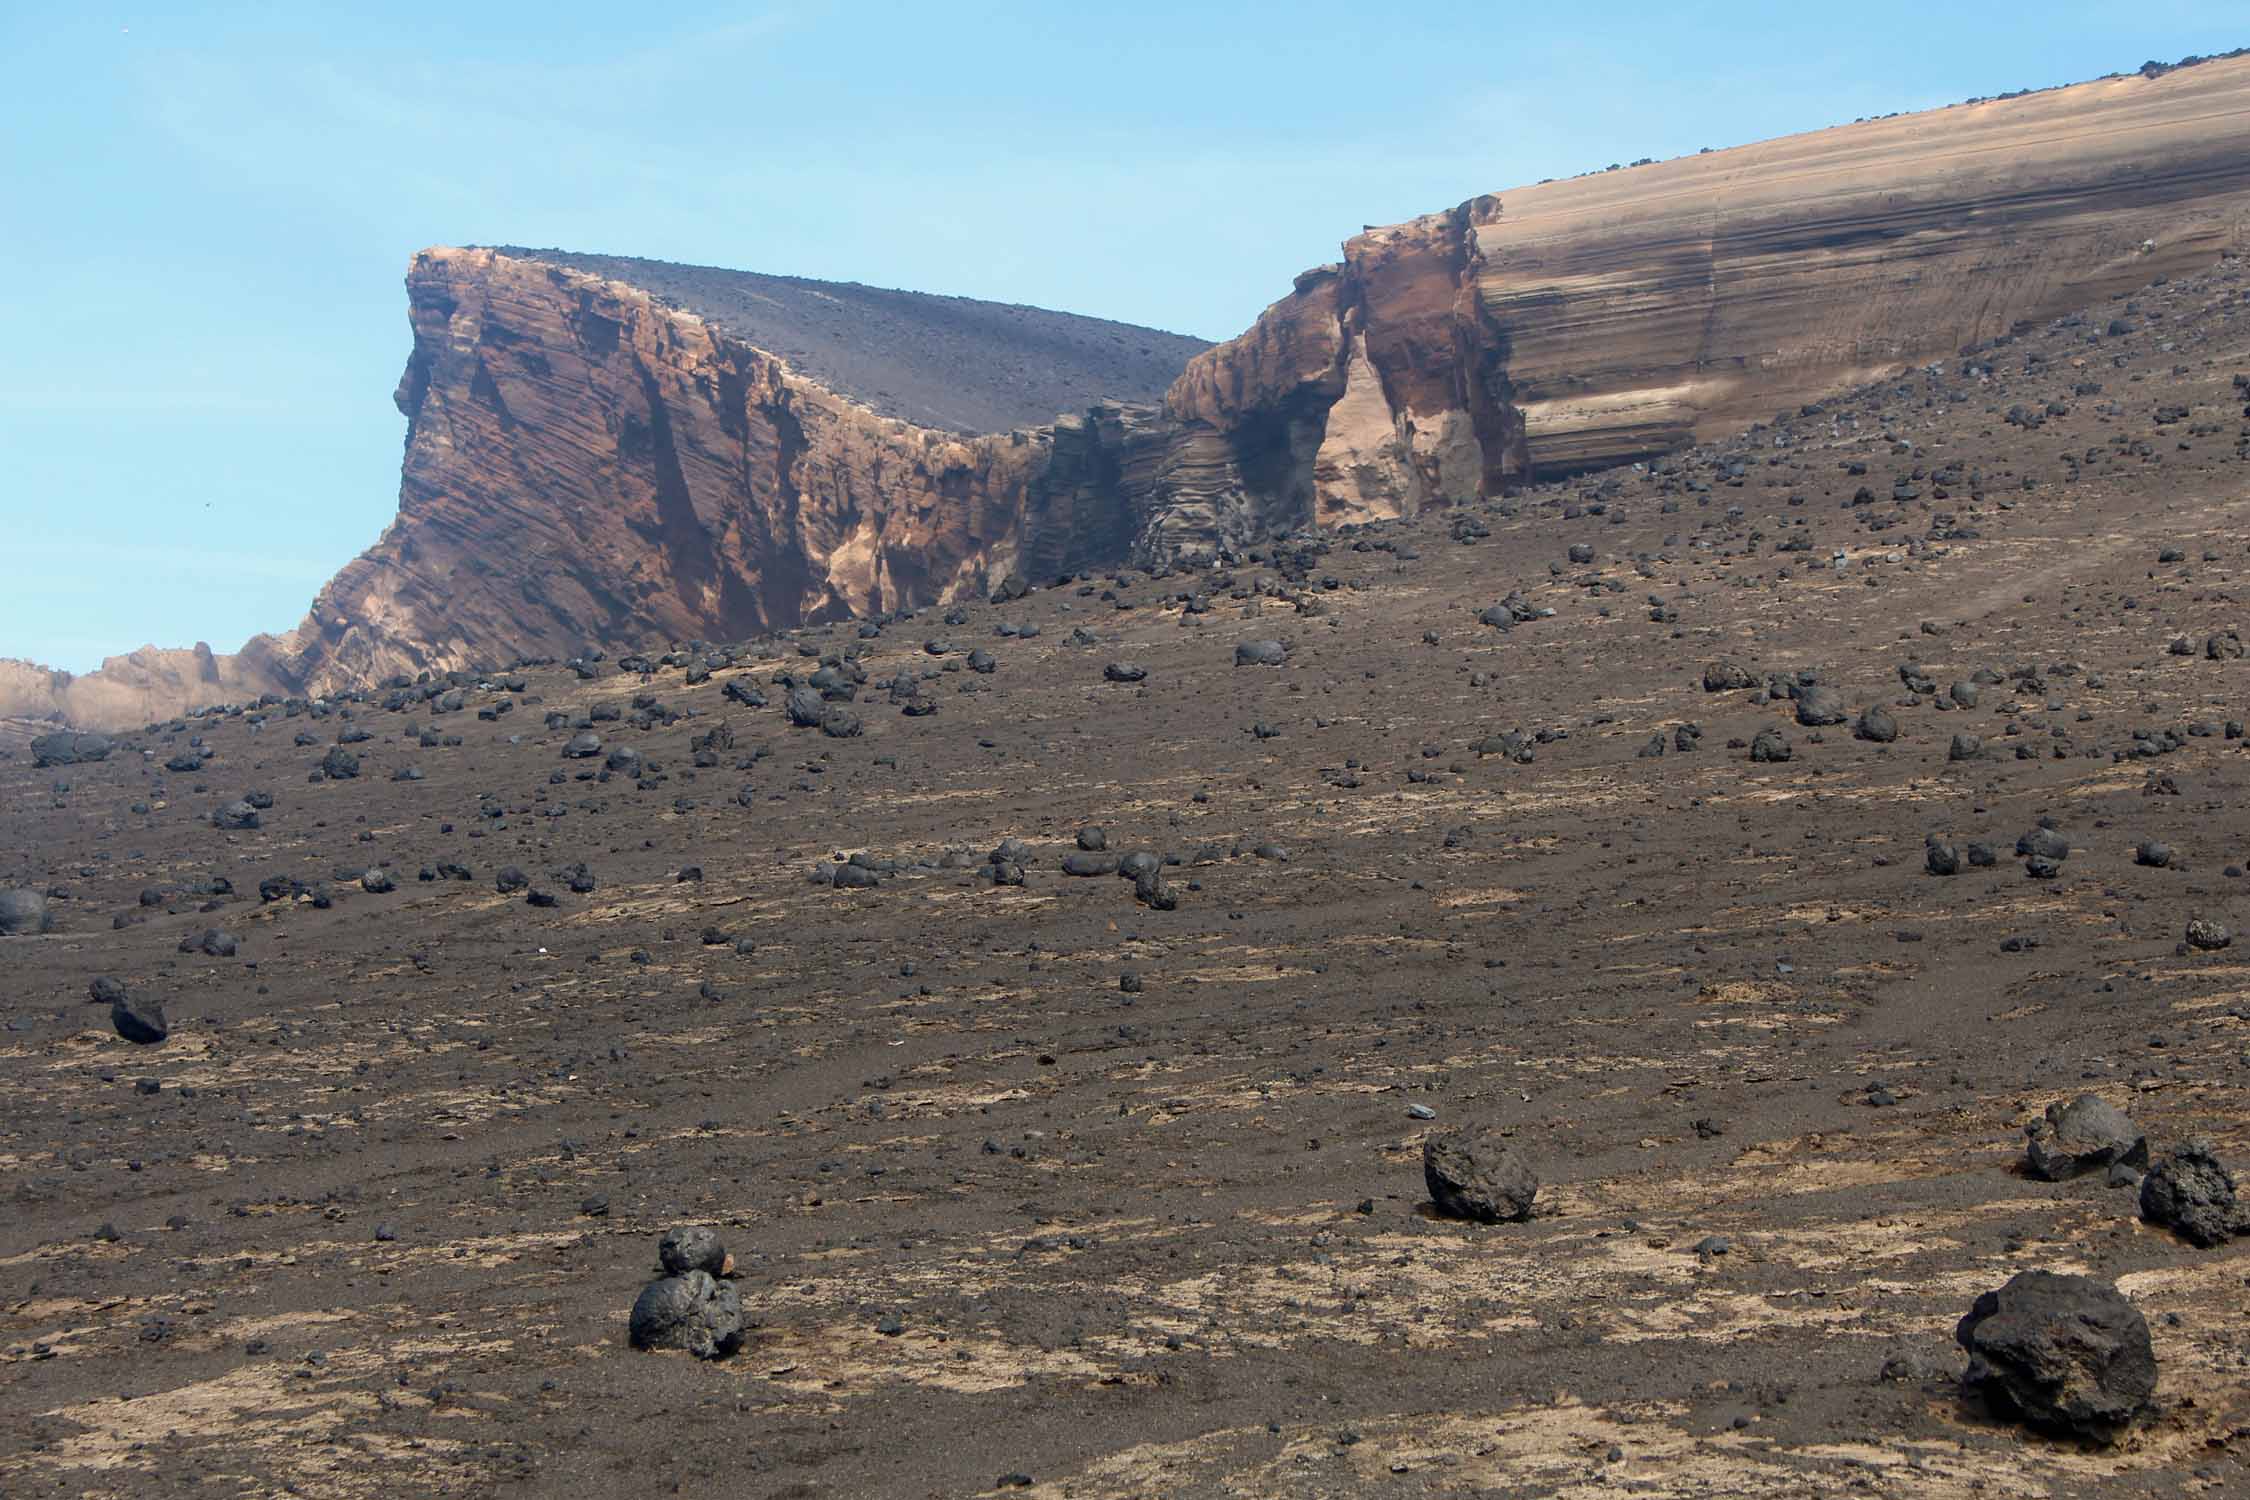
left=1152, top=196, right=1530, bottom=553
left=480, top=248, right=1210, bottom=435
left=6, top=250, right=1207, bottom=723
left=26, top=54, right=2250, bottom=726
left=1172, top=54, right=2250, bottom=489
left=253, top=249, right=1192, bottom=689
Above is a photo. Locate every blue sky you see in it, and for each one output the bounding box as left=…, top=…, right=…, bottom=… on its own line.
left=3, top=2, right=2242, bottom=673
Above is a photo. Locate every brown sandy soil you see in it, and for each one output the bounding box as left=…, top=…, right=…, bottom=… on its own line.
left=3, top=260, right=2250, bottom=1497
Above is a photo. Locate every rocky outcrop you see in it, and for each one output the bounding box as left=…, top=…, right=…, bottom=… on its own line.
left=1151, top=202, right=1527, bottom=553
left=1476, top=58, right=2250, bottom=475
left=479, top=248, right=1210, bottom=436
left=1180, top=55, right=2250, bottom=491
left=244, top=247, right=1203, bottom=690
left=0, top=646, right=289, bottom=749
left=27, top=55, right=2250, bottom=722
left=274, top=202, right=1528, bottom=691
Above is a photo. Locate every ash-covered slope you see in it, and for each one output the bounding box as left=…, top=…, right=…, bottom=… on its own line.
left=488, top=249, right=1210, bottom=434
left=9, top=257, right=2250, bottom=1496
left=1474, top=55, right=2250, bottom=475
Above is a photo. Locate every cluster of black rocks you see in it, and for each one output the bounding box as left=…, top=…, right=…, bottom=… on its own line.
left=628, top=1227, right=744, bottom=1359
left=1959, top=1091, right=2250, bottom=1440
left=1403, top=1084, right=2242, bottom=1447
left=972, top=828, right=1179, bottom=910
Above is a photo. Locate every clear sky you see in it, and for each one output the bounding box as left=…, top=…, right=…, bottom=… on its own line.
left=3, top=3, right=2243, bottom=673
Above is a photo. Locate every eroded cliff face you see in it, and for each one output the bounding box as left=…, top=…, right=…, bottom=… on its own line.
left=252, top=248, right=1182, bottom=691
left=29, top=55, right=2250, bottom=724
left=0, top=645, right=289, bottom=748
left=1154, top=196, right=1528, bottom=550
left=1176, top=57, right=2250, bottom=493
left=1473, top=58, right=2250, bottom=475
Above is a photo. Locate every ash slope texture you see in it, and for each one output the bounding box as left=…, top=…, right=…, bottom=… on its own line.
left=19, top=54, right=2250, bottom=729
left=6, top=259, right=2250, bottom=1497
left=1474, top=57, right=2250, bottom=476
left=485, top=248, right=1211, bottom=435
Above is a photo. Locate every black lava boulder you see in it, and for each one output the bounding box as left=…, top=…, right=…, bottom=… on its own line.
left=111, top=993, right=170, bottom=1045
left=658, top=1226, right=731, bottom=1277
left=2023, top=1095, right=2147, bottom=1182
left=32, top=731, right=114, bottom=767
left=1702, top=661, right=1756, bottom=692
left=1234, top=640, right=1288, bottom=667
left=627, top=1270, right=744, bottom=1359
left=1423, top=1131, right=1537, bottom=1223
left=0, top=889, right=51, bottom=937
left=2185, top=918, right=2232, bottom=951
left=1794, top=684, right=1847, bottom=726
left=1955, top=1271, right=2155, bottom=1445
left=2140, top=1138, right=2249, bottom=1247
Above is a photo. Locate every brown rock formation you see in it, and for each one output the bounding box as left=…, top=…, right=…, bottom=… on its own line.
left=476, top=248, right=1210, bottom=436
left=1478, top=57, right=2250, bottom=475
left=1174, top=55, right=2250, bottom=497
left=1154, top=197, right=1528, bottom=548
left=28, top=55, right=2250, bottom=727
left=250, top=247, right=1196, bottom=690
left=0, top=646, right=289, bottom=750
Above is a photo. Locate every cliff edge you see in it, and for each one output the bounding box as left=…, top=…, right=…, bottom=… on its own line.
left=18, top=54, right=2250, bottom=727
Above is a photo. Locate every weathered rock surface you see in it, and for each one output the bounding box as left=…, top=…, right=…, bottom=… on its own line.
left=28, top=730, right=114, bottom=767
left=0, top=889, right=51, bottom=936
left=1422, top=1131, right=1537, bottom=1223
left=2023, top=1095, right=2146, bottom=1181
left=239, top=248, right=1205, bottom=696
left=23, top=58, right=2250, bottom=722
left=1956, top=1271, right=2156, bottom=1444
left=2140, top=1138, right=2250, bottom=1246
left=110, top=992, right=169, bottom=1046
left=1, top=649, right=288, bottom=746
left=657, top=1225, right=730, bottom=1277
left=483, top=248, right=1208, bottom=436
left=627, top=1269, right=743, bottom=1358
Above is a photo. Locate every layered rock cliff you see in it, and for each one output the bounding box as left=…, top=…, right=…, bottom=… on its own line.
left=24, top=53, right=2250, bottom=726
left=250, top=247, right=1205, bottom=687
left=1475, top=57, right=2250, bottom=474
left=478, top=248, right=1210, bottom=436
left=1152, top=198, right=1527, bottom=552
left=1170, top=53, right=2250, bottom=495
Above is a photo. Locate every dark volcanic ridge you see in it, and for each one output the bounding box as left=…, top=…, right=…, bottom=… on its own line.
left=486, top=247, right=1213, bottom=435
